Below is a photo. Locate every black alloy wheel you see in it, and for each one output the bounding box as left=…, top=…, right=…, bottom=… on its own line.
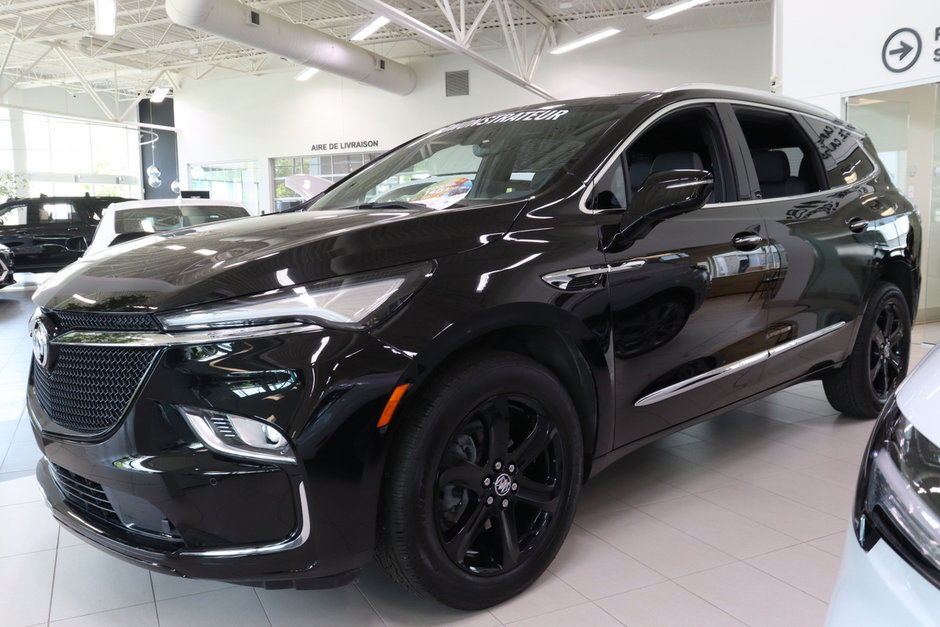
left=824, top=282, right=911, bottom=419
left=436, top=394, right=562, bottom=574
left=377, top=351, right=583, bottom=609
left=868, top=298, right=907, bottom=399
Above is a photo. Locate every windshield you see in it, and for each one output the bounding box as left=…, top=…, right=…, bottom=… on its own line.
left=115, top=206, right=248, bottom=234
left=308, top=104, right=628, bottom=212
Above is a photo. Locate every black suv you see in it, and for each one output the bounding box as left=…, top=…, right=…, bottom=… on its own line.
left=0, top=194, right=128, bottom=271
left=27, top=87, right=920, bottom=609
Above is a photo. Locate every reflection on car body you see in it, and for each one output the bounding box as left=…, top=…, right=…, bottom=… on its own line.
left=26, top=86, right=920, bottom=610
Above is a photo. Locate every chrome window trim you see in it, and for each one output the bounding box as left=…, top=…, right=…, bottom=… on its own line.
left=51, top=321, right=324, bottom=347
left=580, top=98, right=878, bottom=215
left=635, top=321, right=847, bottom=407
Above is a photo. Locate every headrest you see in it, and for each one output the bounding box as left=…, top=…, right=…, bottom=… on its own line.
left=650, top=151, right=703, bottom=173
left=751, top=150, right=790, bottom=184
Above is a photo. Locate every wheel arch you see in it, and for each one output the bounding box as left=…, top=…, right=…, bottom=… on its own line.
left=877, top=257, right=918, bottom=321
left=386, top=303, right=613, bottom=477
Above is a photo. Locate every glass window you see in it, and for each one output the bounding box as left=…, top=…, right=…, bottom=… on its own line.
left=271, top=151, right=383, bottom=212
left=732, top=106, right=825, bottom=199
left=800, top=115, right=877, bottom=187
left=188, top=161, right=258, bottom=213
left=0, top=203, right=27, bottom=226
left=115, top=206, right=248, bottom=233
left=310, top=104, right=627, bottom=212
left=587, top=159, right=626, bottom=210
left=616, top=106, right=730, bottom=207
left=39, top=202, right=80, bottom=223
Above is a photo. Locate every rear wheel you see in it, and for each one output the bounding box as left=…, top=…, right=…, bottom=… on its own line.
left=824, top=282, right=911, bottom=418
left=376, top=351, right=583, bottom=609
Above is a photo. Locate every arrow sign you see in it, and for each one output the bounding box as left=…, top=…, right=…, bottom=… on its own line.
left=882, top=28, right=922, bottom=73
left=889, top=40, right=913, bottom=61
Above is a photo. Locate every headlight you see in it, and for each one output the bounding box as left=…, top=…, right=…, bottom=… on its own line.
left=856, top=399, right=940, bottom=574
left=180, top=406, right=296, bottom=464
left=157, top=262, right=433, bottom=331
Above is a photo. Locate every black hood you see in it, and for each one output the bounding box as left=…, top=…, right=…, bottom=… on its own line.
left=34, top=204, right=523, bottom=312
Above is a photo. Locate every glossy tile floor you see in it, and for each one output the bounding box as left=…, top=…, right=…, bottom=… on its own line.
left=1, top=275, right=937, bottom=627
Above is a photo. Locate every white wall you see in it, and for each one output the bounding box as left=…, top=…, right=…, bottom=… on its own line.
left=174, top=22, right=771, bottom=212
left=780, top=0, right=940, bottom=113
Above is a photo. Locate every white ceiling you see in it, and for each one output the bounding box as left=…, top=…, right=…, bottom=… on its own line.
left=0, top=0, right=770, bottom=118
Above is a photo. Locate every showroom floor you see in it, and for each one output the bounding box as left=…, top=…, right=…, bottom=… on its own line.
left=1, top=275, right=936, bottom=627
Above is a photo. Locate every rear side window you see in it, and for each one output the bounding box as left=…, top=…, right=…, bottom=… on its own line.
left=0, top=204, right=27, bottom=226
left=800, top=116, right=877, bottom=187
left=39, top=202, right=81, bottom=224
left=732, top=106, right=825, bottom=199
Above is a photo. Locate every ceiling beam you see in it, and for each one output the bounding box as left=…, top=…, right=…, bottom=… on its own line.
left=345, top=0, right=554, bottom=100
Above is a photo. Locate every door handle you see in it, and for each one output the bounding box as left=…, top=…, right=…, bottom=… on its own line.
left=732, top=232, right=763, bottom=251
left=847, top=217, right=869, bottom=233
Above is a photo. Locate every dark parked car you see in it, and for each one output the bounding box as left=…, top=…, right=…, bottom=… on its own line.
left=0, top=194, right=129, bottom=271
left=27, top=87, right=920, bottom=609
left=0, top=243, right=13, bottom=288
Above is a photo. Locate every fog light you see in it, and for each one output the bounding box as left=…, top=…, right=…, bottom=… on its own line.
left=180, top=406, right=296, bottom=464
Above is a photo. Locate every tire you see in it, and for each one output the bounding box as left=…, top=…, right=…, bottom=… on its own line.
left=823, top=282, right=911, bottom=419
left=376, top=351, right=583, bottom=609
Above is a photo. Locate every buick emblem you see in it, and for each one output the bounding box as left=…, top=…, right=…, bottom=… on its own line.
left=493, top=473, right=512, bottom=497
left=32, top=319, right=51, bottom=369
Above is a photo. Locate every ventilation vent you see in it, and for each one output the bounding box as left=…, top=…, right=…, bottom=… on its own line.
left=445, top=70, right=470, bottom=97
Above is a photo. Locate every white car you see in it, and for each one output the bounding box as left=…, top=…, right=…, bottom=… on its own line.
left=827, top=342, right=940, bottom=626
left=85, top=198, right=250, bottom=256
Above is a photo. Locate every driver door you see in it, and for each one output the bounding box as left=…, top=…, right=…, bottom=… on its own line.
left=591, top=104, right=778, bottom=448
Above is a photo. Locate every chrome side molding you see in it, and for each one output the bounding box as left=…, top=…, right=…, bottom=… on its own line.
left=636, top=321, right=847, bottom=407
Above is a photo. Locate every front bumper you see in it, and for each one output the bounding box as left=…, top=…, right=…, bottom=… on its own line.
left=28, top=320, right=413, bottom=588
left=827, top=528, right=940, bottom=626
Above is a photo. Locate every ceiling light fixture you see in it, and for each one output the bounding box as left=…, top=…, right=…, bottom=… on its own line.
left=93, top=0, right=117, bottom=36
left=150, top=87, right=171, bottom=103
left=549, top=27, right=621, bottom=55
left=645, top=0, right=711, bottom=21
left=294, top=67, right=320, bottom=81
left=351, top=16, right=390, bottom=42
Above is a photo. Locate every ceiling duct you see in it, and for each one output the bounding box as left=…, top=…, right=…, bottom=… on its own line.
left=165, top=0, right=416, bottom=95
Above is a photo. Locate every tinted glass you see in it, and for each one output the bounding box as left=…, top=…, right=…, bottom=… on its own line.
left=310, top=104, right=629, bottom=211
left=801, top=116, right=877, bottom=187
left=0, top=203, right=27, bottom=226
left=732, top=106, right=824, bottom=199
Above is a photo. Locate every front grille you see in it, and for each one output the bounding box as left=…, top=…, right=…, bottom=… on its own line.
left=49, top=310, right=161, bottom=332
left=33, top=344, right=160, bottom=434
left=50, top=463, right=120, bottom=525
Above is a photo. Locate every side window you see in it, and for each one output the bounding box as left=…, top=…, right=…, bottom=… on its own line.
left=732, top=106, right=825, bottom=199
left=38, top=203, right=81, bottom=224
left=587, top=158, right=626, bottom=210
left=800, top=116, right=877, bottom=187
left=0, top=204, right=27, bottom=227
left=625, top=107, right=730, bottom=206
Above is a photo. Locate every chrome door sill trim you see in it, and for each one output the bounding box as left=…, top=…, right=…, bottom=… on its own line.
left=635, top=321, right=846, bottom=407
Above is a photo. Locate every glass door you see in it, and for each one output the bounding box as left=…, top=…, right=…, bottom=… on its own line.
left=846, top=84, right=940, bottom=344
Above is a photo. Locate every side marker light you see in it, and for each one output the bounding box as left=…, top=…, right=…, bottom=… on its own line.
left=377, top=384, right=411, bottom=428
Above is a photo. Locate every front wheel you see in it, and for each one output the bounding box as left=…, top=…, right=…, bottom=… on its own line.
left=376, top=351, right=583, bottom=609
left=824, top=282, right=911, bottom=418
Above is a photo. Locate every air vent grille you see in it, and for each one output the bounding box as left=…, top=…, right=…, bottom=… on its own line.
left=445, top=70, right=470, bottom=97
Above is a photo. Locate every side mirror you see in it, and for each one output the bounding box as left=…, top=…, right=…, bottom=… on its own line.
left=610, top=169, right=714, bottom=250
left=625, top=169, right=714, bottom=223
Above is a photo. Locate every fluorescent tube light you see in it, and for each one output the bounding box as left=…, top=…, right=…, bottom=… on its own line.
left=294, top=67, right=320, bottom=81
left=549, top=27, right=620, bottom=55
left=645, top=0, right=711, bottom=21
left=351, top=16, right=390, bottom=41
left=94, top=0, right=117, bottom=36
left=150, top=87, right=171, bottom=103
